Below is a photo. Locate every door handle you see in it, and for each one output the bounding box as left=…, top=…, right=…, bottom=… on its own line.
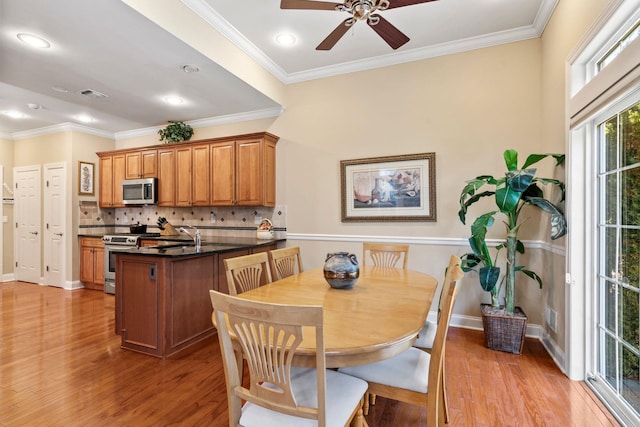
left=54, top=232, right=63, bottom=236
left=30, top=231, right=38, bottom=235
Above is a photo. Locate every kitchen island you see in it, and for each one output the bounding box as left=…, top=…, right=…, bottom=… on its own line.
left=113, top=237, right=283, bottom=358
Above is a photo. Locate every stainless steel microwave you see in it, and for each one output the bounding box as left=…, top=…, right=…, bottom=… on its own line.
left=122, top=178, right=157, bottom=205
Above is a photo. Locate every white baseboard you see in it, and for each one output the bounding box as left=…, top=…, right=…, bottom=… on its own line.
left=2, top=273, right=15, bottom=282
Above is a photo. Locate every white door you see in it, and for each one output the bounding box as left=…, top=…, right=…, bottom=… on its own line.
left=44, top=163, right=66, bottom=288
left=14, top=166, right=41, bottom=284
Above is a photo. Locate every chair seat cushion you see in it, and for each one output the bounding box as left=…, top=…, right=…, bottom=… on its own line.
left=338, top=347, right=431, bottom=394
left=239, top=367, right=368, bottom=427
left=413, top=319, right=436, bottom=349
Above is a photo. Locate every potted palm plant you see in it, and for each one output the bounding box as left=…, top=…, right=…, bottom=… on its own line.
left=459, top=149, right=567, bottom=354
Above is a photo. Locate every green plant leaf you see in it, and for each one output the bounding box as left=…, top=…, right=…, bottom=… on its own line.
left=506, top=168, right=536, bottom=192
left=532, top=177, right=566, bottom=201
left=479, top=266, right=500, bottom=292
left=460, top=253, right=482, bottom=271
left=504, top=149, right=518, bottom=171
left=495, top=184, right=522, bottom=213
left=521, top=269, right=543, bottom=288
left=521, top=153, right=566, bottom=169
left=525, top=197, right=568, bottom=239
left=458, top=190, right=494, bottom=224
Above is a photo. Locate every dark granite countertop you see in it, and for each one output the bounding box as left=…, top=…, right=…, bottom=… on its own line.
left=109, top=237, right=284, bottom=258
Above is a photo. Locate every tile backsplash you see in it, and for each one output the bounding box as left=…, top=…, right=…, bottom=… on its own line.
left=79, top=204, right=287, bottom=239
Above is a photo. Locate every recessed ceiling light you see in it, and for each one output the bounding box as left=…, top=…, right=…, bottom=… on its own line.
left=51, top=86, right=69, bottom=93
left=163, top=96, right=184, bottom=105
left=275, top=33, right=296, bottom=46
left=74, top=114, right=94, bottom=123
left=181, top=64, right=200, bottom=73
left=17, top=33, right=51, bottom=48
left=2, top=110, right=27, bottom=119
left=28, top=103, right=43, bottom=110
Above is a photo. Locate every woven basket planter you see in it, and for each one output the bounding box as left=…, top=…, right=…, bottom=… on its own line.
left=481, top=304, right=528, bottom=354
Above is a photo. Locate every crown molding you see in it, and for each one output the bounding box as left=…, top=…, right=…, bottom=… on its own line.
left=11, top=122, right=114, bottom=140
left=0, top=131, right=12, bottom=140
left=114, top=106, right=284, bottom=141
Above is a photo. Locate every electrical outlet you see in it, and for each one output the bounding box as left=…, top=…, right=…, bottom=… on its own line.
left=210, top=212, right=216, bottom=223
left=254, top=216, right=262, bottom=225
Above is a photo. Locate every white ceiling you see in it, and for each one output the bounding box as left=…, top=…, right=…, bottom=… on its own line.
left=0, top=0, right=557, bottom=137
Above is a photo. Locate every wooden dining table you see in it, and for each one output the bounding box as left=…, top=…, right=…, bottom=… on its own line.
left=233, top=266, right=438, bottom=368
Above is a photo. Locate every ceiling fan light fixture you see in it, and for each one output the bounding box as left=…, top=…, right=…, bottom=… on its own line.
left=17, top=32, right=51, bottom=48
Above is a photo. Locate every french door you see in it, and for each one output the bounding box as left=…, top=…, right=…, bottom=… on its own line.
left=595, top=98, right=640, bottom=419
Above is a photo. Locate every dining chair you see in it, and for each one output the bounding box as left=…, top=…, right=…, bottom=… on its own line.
left=268, top=246, right=304, bottom=280
left=362, top=242, right=409, bottom=269
left=223, top=252, right=272, bottom=296
left=209, top=290, right=369, bottom=427
left=338, top=254, right=464, bottom=425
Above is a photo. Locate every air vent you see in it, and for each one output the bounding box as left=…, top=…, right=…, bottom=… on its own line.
left=80, top=89, right=108, bottom=99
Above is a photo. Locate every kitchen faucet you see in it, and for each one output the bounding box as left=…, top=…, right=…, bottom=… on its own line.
left=179, top=225, right=201, bottom=252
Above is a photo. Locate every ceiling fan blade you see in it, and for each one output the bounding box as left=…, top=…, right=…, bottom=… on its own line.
left=316, top=19, right=352, bottom=50
left=367, top=14, right=410, bottom=50
left=386, top=0, right=438, bottom=9
left=280, top=0, right=342, bottom=10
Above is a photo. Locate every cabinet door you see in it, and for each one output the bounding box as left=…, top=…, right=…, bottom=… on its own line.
left=141, top=149, right=157, bottom=177
left=210, top=141, right=235, bottom=206
left=93, top=246, right=105, bottom=285
left=235, top=139, right=263, bottom=205
left=191, top=144, right=210, bottom=206
left=158, top=148, right=176, bottom=206
left=120, top=259, right=159, bottom=353
left=175, top=147, right=192, bottom=206
left=263, top=139, right=277, bottom=207
left=99, top=156, right=113, bottom=207
left=112, top=154, right=126, bottom=207
left=125, top=152, right=142, bottom=179
left=79, top=244, right=95, bottom=283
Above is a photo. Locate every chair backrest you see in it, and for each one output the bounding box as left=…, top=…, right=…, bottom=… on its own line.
left=224, top=252, right=272, bottom=296
left=268, top=246, right=304, bottom=280
left=427, top=255, right=463, bottom=423
left=363, top=242, right=409, bottom=269
left=209, top=290, right=327, bottom=425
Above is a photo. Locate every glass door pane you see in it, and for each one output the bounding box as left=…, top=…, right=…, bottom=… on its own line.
left=597, top=100, right=640, bottom=416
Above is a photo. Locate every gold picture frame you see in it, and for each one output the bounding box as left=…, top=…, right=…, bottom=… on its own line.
left=341, top=153, right=436, bottom=222
left=78, top=161, right=95, bottom=196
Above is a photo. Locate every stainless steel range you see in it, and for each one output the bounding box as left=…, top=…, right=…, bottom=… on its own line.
left=102, top=234, right=140, bottom=294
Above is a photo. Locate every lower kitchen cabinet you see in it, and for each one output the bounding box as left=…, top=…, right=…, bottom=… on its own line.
left=79, top=237, right=104, bottom=291
left=116, top=253, right=216, bottom=358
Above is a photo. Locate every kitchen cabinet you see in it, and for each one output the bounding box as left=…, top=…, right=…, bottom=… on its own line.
left=79, top=237, right=104, bottom=290
left=157, top=148, right=176, bottom=206
left=116, top=253, right=216, bottom=358
left=125, top=149, right=157, bottom=179
left=97, top=132, right=278, bottom=207
left=176, top=144, right=210, bottom=206
left=99, top=154, right=125, bottom=207
left=211, top=134, right=277, bottom=206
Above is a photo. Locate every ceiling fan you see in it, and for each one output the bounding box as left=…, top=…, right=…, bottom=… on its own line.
left=280, top=0, right=438, bottom=50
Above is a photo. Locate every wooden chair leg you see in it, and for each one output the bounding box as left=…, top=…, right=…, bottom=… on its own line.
left=442, top=359, right=449, bottom=423
left=363, top=393, right=370, bottom=415
left=350, top=398, right=369, bottom=427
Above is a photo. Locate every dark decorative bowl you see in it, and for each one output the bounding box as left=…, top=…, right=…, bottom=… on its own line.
left=129, top=224, right=147, bottom=234
left=323, top=252, right=360, bottom=289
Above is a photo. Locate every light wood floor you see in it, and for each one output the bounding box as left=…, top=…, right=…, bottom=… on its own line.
left=0, top=281, right=620, bottom=426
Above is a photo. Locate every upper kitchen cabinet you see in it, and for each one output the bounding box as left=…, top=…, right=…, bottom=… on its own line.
left=125, top=149, right=157, bottom=179
left=175, top=144, right=210, bottom=206
left=99, top=153, right=125, bottom=208
left=157, top=148, right=176, bottom=206
left=97, top=132, right=278, bottom=207
left=211, top=133, right=278, bottom=207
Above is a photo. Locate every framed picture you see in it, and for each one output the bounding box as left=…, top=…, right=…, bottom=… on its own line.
left=78, top=161, right=95, bottom=196
left=341, top=153, right=436, bottom=222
